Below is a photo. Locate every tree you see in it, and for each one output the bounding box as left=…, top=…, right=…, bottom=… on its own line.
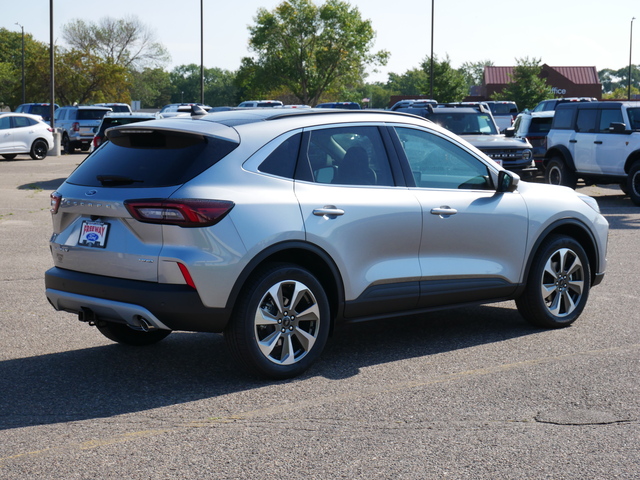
left=130, top=67, right=173, bottom=108
left=599, top=66, right=640, bottom=95
left=459, top=59, right=493, bottom=91
left=62, top=16, right=170, bottom=71
left=239, top=0, right=388, bottom=105
left=0, top=28, right=51, bottom=108
left=421, top=55, right=467, bottom=103
left=387, top=69, right=429, bottom=96
left=169, top=64, right=238, bottom=106
left=491, top=57, right=549, bottom=111
left=54, top=49, right=130, bottom=105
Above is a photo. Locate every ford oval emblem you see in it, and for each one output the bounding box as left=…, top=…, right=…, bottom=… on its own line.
left=85, top=190, right=98, bottom=196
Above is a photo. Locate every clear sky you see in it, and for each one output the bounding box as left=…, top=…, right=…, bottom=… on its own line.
left=1, top=0, right=638, bottom=82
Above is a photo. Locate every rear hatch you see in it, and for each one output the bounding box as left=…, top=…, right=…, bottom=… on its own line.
left=50, top=121, right=240, bottom=282
left=76, top=109, right=111, bottom=138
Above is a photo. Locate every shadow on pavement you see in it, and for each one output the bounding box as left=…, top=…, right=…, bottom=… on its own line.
left=0, top=304, right=536, bottom=430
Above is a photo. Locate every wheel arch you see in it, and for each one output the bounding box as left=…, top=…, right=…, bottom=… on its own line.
left=226, top=241, right=345, bottom=330
left=544, top=145, right=575, bottom=171
left=520, top=219, right=601, bottom=293
left=624, top=149, right=640, bottom=173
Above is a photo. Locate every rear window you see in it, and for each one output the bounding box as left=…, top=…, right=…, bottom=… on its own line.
left=77, top=109, right=109, bottom=120
left=65, top=130, right=238, bottom=188
left=489, top=103, right=518, bottom=115
left=529, top=117, right=553, bottom=134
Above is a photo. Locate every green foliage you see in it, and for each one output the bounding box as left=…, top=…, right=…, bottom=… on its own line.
left=491, top=57, right=549, bottom=111
left=54, top=49, right=131, bottom=105
left=0, top=28, right=51, bottom=108
left=420, top=55, right=468, bottom=103
left=459, top=59, right=493, bottom=89
left=169, top=64, right=238, bottom=106
left=238, top=0, right=388, bottom=105
left=130, top=68, right=173, bottom=108
left=599, top=66, right=640, bottom=94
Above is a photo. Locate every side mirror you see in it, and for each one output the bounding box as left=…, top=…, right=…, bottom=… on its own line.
left=504, top=127, right=516, bottom=137
left=496, top=170, right=519, bottom=193
left=609, top=122, right=628, bottom=134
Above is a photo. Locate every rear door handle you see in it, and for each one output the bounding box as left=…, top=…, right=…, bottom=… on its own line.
left=313, top=206, right=345, bottom=217
left=569, top=139, right=577, bottom=143
left=594, top=141, right=603, bottom=144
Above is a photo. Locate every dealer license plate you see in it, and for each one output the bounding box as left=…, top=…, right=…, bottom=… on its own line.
left=79, top=221, right=110, bottom=248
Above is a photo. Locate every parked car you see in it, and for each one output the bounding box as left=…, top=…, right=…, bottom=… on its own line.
left=507, top=111, right=555, bottom=170
left=237, top=100, right=284, bottom=108
left=316, top=102, right=361, bottom=109
left=484, top=101, right=519, bottom=132
left=398, top=103, right=536, bottom=176
left=90, top=112, right=161, bottom=151
left=159, top=103, right=212, bottom=116
left=45, top=108, right=608, bottom=379
left=532, top=97, right=597, bottom=112
left=0, top=112, right=54, bottom=160
left=13, top=103, right=59, bottom=123
left=389, top=99, right=437, bottom=111
left=54, top=105, right=112, bottom=154
left=94, top=103, right=132, bottom=113
left=544, top=101, right=640, bottom=205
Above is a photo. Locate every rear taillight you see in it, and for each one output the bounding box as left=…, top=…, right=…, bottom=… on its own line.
left=72, top=122, right=79, bottom=132
left=124, top=199, right=234, bottom=227
left=93, top=135, right=101, bottom=148
left=50, top=191, right=62, bottom=214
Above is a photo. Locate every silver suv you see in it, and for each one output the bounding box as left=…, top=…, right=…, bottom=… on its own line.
left=544, top=101, right=640, bottom=205
left=45, top=109, right=609, bottom=379
left=54, top=105, right=112, bottom=153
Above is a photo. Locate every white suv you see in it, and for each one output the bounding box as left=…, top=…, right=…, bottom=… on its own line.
left=544, top=101, right=640, bottom=205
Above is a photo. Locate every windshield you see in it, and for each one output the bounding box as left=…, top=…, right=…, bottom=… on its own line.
left=431, top=112, right=498, bottom=135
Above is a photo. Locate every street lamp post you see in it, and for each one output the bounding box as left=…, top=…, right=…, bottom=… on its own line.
left=629, top=17, right=635, bottom=101
left=15, top=23, right=25, bottom=104
left=429, top=0, right=434, bottom=99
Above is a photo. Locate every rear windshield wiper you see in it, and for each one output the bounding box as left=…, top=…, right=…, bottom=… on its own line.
left=96, top=175, right=144, bottom=186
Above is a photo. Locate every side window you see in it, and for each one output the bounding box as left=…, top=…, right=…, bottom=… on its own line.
left=552, top=108, right=574, bottom=129
left=599, top=109, right=624, bottom=132
left=305, top=126, right=394, bottom=186
left=576, top=109, right=598, bottom=133
left=13, top=116, right=31, bottom=128
left=627, top=108, right=640, bottom=129
left=258, top=133, right=301, bottom=179
left=395, top=127, right=492, bottom=190
left=55, top=109, right=65, bottom=121
left=0, top=117, right=10, bottom=130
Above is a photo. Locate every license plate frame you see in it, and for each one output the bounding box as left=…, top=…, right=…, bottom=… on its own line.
left=79, top=220, right=110, bottom=248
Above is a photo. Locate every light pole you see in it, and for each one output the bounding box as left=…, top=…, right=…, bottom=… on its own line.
left=200, top=0, right=204, bottom=104
left=629, top=17, right=635, bottom=101
left=15, top=22, right=25, bottom=104
left=429, top=0, right=434, bottom=99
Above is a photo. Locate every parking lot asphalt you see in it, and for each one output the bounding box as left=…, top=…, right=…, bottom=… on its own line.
left=1, top=154, right=639, bottom=479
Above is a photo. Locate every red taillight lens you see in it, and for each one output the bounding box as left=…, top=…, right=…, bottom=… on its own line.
left=50, top=191, right=62, bottom=214
left=124, top=199, right=234, bottom=227
left=72, top=122, right=79, bottom=132
left=93, top=136, right=101, bottom=148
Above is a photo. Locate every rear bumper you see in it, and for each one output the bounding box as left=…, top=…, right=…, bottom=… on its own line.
left=45, top=267, right=231, bottom=333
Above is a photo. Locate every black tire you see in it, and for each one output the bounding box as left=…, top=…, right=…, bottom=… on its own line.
left=62, top=134, right=74, bottom=154
left=224, top=263, right=331, bottom=379
left=627, top=161, right=640, bottom=206
left=30, top=139, right=49, bottom=160
left=620, top=181, right=629, bottom=196
left=516, top=234, right=591, bottom=328
left=2, top=154, right=17, bottom=160
left=545, top=156, right=577, bottom=189
left=96, top=322, right=171, bottom=346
